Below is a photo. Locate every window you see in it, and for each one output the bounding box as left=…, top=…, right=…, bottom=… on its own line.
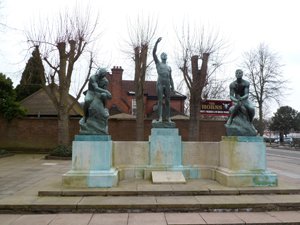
left=131, top=98, right=136, bottom=115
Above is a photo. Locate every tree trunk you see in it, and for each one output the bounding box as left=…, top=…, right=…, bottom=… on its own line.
left=189, top=94, right=200, bottom=141
left=279, top=131, right=284, bottom=144
left=188, top=56, right=200, bottom=141
left=57, top=84, right=70, bottom=145
left=57, top=107, right=69, bottom=145
left=134, top=45, right=147, bottom=141
left=258, top=103, right=264, bottom=136
left=136, top=94, right=145, bottom=141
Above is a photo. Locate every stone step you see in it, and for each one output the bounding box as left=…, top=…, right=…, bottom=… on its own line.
left=1, top=194, right=300, bottom=214
left=38, top=188, right=300, bottom=197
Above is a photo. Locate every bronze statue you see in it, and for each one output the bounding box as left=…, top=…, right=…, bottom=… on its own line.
left=79, top=68, right=112, bottom=134
left=152, top=37, right=174, bottom=123
left=225, top=69, right=257, bottom=136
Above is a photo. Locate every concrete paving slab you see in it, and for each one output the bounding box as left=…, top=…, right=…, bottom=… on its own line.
left=107, top=180, right=138, bottom=192
left=170, top=183, right=210, bottom=193
left=78, top=196, right=157, bottom=211
left=237, top=183, right=300, bottom=194
left=0, top=214, right=22, bottom=225
left=26, top=196, right=83, bottom=212
left=195, top=195, right=238, bottom=205
left=89, top=213, right=128, bottom=225
left=10, top=214, right=57, bottom=225
left=128, top=213, right=167, bottom=225
left=264, top=194, right=300, bottom=203
left=137, top=183, right=173, bottom=192
left=267, top=211, right=300, bottom=223
left=49, top=213, right=92, bottom=225
left=0, top=195, right=38, bottom=205
left=200, top=212, right=244, bottom=224
left=233, top=195, right=273, bottom=204
left=156, top=196, right=199, bottom=208
left=207, top=185, right=240, bottom=195
left=235, top=212, right=281, bottom=223
left=32, top=196, right=83, bottom=205
left=165, top=213, right=206, bottom=224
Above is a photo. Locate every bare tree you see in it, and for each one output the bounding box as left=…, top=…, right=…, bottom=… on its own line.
left=175, top=23, right=227, bottom=141
left=241, top=43, right=286, bottom=136
left=126, top=15, right=157, bottom=141
left=26, top=6, right=100, bottom=145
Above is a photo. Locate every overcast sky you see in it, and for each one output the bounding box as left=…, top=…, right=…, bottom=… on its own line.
left=0, top=0, right=299, bottom=116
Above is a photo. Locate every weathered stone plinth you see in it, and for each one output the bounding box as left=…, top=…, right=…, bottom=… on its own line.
left=62, top=135, right=118, bottom=188
left=216, top=136, right=277, bottom=187
left=149, top=128, right=182, bottom=167
left=146, top=128, right=192, bottom=181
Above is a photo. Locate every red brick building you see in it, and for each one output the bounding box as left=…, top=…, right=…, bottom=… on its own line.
left=106, top=66, right=186, bottom=118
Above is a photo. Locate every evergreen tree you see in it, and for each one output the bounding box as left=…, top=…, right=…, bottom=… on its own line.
left=0, top=73, right=26, bottom=120
left=15, top=46, right=45, bottom=101
left=269, top=106, right=299, bottom=142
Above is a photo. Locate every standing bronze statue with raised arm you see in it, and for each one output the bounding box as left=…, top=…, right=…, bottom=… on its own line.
left=152, top=37, right=174, bottom=124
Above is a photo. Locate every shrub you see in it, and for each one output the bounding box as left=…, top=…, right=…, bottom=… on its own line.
left=0, top=149, right=8, bottom=155
left=49, top=145, right=72, bottom=157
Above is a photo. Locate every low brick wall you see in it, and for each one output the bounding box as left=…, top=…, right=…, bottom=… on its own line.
left=0, top=117, right=226, bottom=151
left=109, top=118, right=226, bottom=141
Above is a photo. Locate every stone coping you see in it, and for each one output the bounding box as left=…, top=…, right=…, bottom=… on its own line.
left=222, top=136, right=264, bottom=142
left=38, top=188, right=300, bottom=197
left=38, top=179, right=300, bottom=197
left=74, top=135, right=111, bottom=141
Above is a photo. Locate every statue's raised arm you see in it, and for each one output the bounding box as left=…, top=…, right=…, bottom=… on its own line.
left=153, top=37, right=162, bottom=64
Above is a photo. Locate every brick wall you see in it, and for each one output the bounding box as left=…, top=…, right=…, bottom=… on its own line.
left=0, top=117, right=226, bottom=151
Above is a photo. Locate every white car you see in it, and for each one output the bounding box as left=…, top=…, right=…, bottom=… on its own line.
left=274, top=137, right=292, bottom=144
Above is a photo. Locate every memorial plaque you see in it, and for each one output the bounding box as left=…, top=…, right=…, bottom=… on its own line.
left=152, top=171, right=186, bottom=184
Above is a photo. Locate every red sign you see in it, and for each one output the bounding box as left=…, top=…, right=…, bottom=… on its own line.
left=200, top=99, right=232, bottom=116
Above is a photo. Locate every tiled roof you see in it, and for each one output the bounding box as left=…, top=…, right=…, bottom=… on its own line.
left=20, top=85, right=83, bottom=116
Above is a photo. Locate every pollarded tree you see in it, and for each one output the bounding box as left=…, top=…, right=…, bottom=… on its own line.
left=26, top=6, right=99, bottom=145
left=175, top=23, right=227, bottom=141
left=241, top=43, right=286, bottom=136
left=126, top=15, right=157, bottom=141
left=269, top=106, right=299, bottom=142
left=15, top=46, right=45, bottom=101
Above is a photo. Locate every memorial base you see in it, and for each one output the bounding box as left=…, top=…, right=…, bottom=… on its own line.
left=63, top=169, right=118, bottom=188
left=216, top=136, right=277, bottom=187
left=62, top=135, right=118, bottom=188
left=216, top=168, right=277, bottom=187
left=149, top=128, right=182, bottom=167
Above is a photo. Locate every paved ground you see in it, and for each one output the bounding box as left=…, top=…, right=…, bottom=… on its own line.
left=2, top=211, right=300, bottom=225
left=1, top=154, right=300, bottom=224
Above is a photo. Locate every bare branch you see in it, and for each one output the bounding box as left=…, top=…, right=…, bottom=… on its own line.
left=25, top=3, right=101, bottom=145
left=241, top=43, right=287, bottom=135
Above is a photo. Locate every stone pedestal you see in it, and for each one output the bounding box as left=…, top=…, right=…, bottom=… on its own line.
left=146, top=128, right=188, bottom=180
left=62, top=135, right=118, bottom=188
left=149, top=128, right=182, bottom=167
left=216, top=136, right=277, bottom=187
